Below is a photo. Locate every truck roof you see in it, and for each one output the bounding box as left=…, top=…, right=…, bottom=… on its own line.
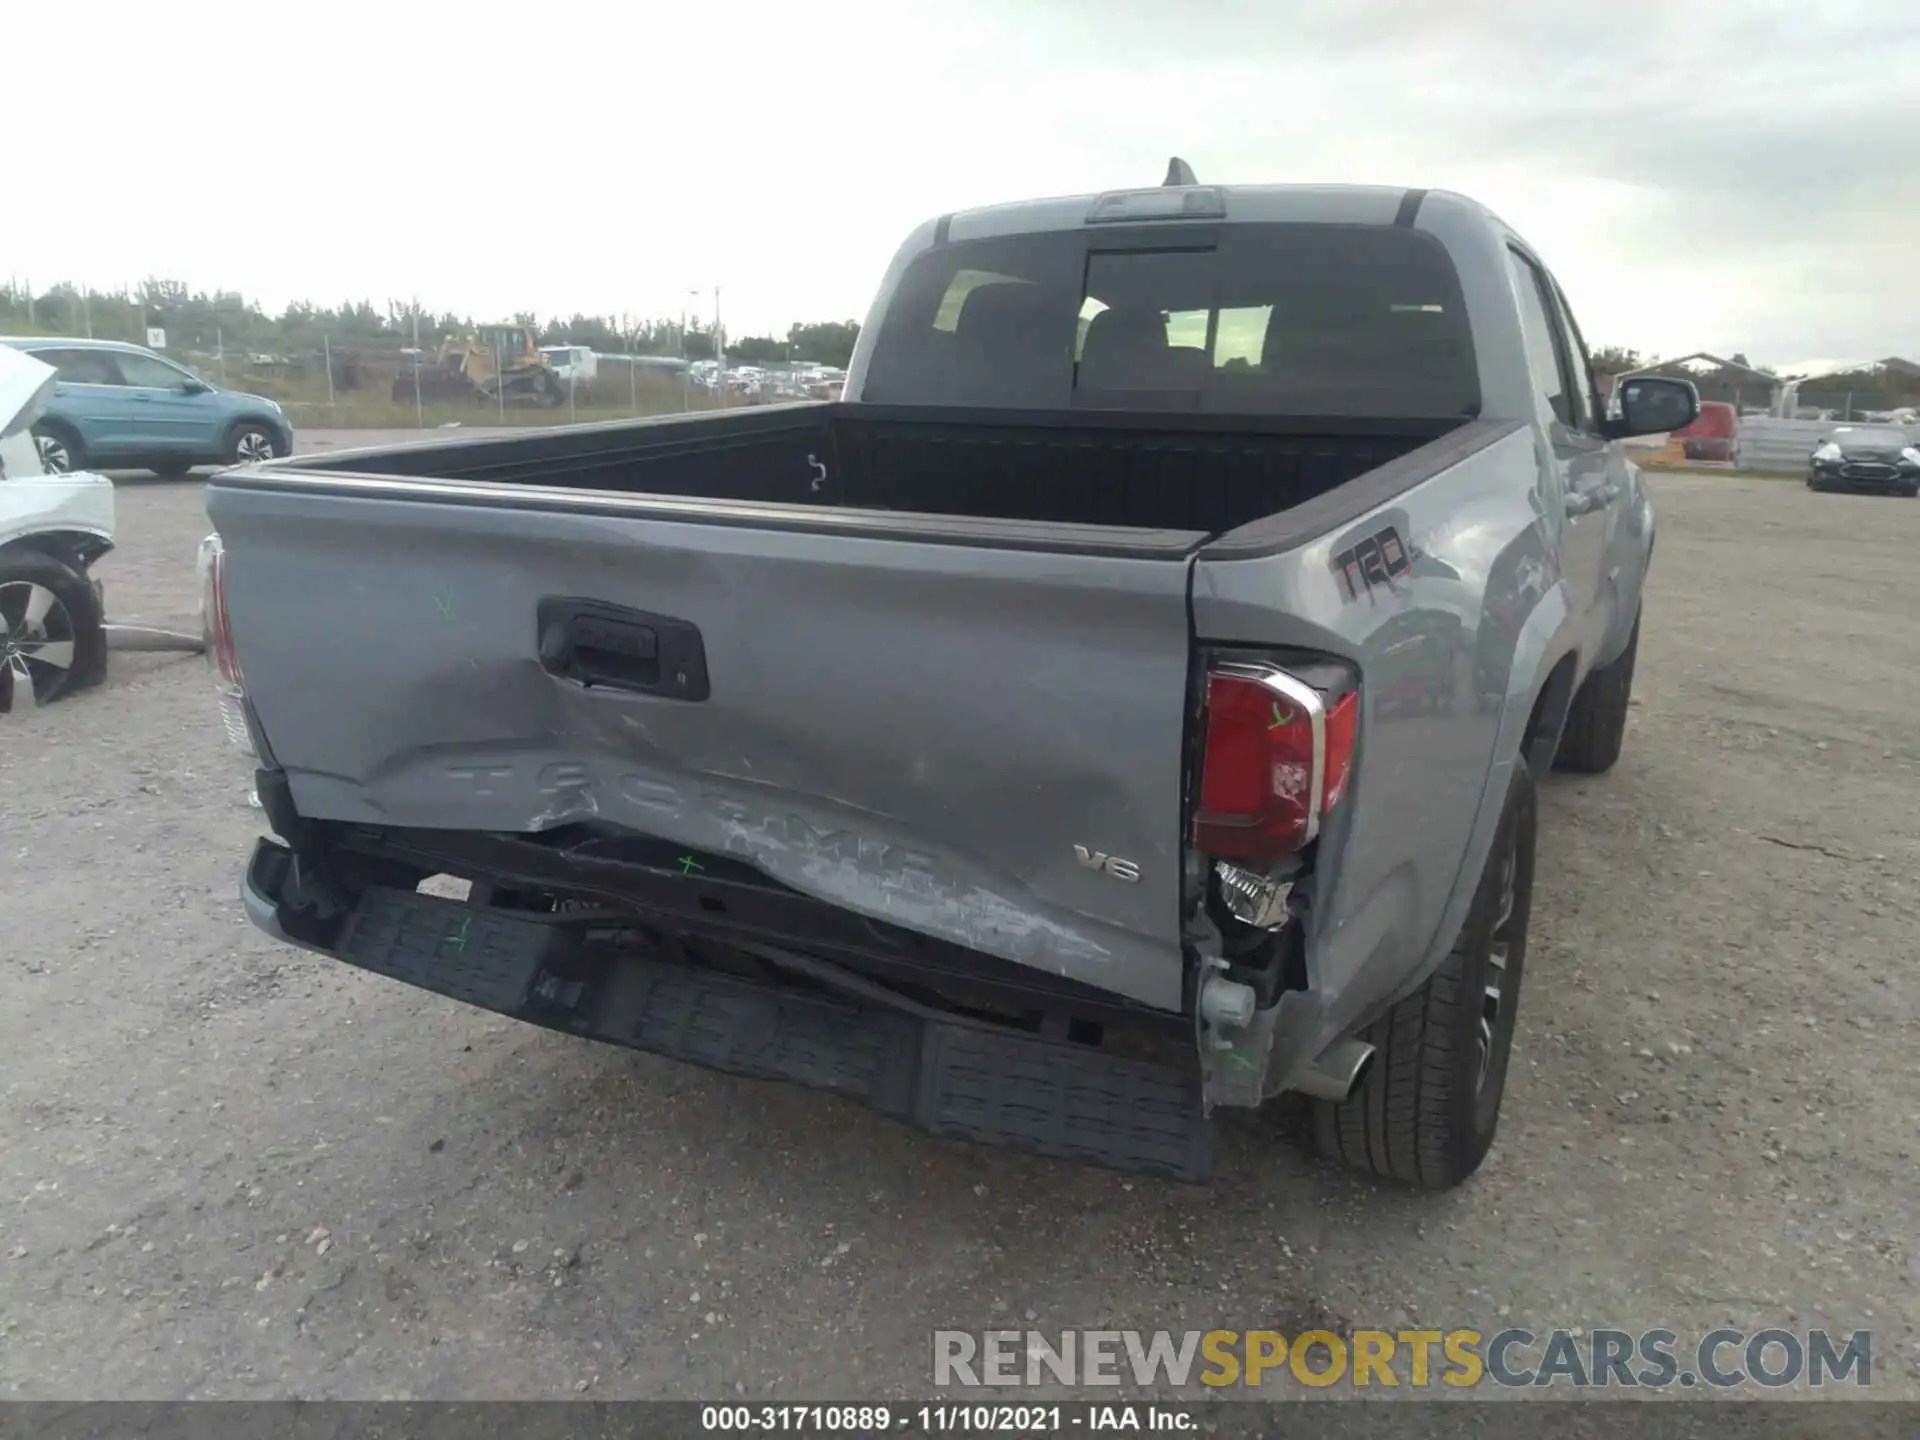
left=938, top=183, right=1498, bottom=244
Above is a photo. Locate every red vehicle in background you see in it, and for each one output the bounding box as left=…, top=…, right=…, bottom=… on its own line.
left=1675, top=400, right=1740, bottom=464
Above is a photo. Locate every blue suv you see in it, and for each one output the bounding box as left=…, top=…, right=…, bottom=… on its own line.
left=0, top=337, right=294, bottom=476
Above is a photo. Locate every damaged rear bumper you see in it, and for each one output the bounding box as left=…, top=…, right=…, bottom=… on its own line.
left=241, top=837, right=1214, bottom=1182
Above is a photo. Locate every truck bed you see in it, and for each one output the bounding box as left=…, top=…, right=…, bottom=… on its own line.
left=294, top=402, right=1460, bottom=537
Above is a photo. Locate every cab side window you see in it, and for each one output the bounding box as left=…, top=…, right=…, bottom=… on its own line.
left=1506, top=250, right=1577, bottom=430
left=1545, top=276, right=1599, bottom=433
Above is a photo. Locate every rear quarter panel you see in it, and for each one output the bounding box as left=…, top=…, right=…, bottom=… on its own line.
left=0, top=470, right=115, bottom=550
left=1192, top=422, right=1581, bottom=1077
left=1597, top=452, right=1656, bottom=666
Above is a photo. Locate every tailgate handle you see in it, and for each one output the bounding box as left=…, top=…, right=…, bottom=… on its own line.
left=536, top=598, right=710, bottom=701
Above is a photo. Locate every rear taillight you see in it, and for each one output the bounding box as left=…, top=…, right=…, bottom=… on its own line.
left=1192, top=664, right=1358, bottom=862
left=197, top=533, right=256, bottom=761
left=198, top=534, right=243, bottom=688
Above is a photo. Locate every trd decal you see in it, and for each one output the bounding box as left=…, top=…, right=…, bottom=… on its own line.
left=1332, top=526, right=1413, bottom=603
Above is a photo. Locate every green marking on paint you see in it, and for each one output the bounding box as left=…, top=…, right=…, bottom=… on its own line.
left=444, top=915, right=471, bottom=953
left=677, top=854, right=704, bottom=875
left=434, top=590, right=455, bottom=622
left=1226, top=1051, right=1255, bottom=1070
left=1269, top=701, right=1292, bottom=730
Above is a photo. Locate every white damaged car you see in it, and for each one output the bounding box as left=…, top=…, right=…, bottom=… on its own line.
left=0, top=345, right=114, bottom=714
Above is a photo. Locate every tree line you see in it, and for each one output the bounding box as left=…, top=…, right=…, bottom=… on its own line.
left=4, top=282, right=1908, bottom=397
left=0, top=280, right=863, bottom=369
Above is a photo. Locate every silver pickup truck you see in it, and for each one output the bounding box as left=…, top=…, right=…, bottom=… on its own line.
left=201, top=167, right=1697, bottom=1187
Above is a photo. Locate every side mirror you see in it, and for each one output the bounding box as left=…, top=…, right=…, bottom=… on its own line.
left=1605, top=376, right=1699, bottom=438
left=179, top=377, right=211, bottom=394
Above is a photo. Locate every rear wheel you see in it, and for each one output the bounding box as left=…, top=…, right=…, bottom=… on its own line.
left=32, top=425, right=81, bottom=474
left=1552, top=611, right=1640, bottom=775
left=1312, top=766, right=1536, bottom=1188
left=0, top=551, right=106, bottom=714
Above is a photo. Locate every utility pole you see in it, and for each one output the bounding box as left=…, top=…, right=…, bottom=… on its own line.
left=682, top=290, right=699, bottom=411
left=713, top=287, right=725, bottom=405
left=412, top=296, right=424, bottom=428
left=626, top=313, right=637, bottom=415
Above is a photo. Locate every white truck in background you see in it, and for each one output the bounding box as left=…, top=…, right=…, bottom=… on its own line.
left=539, top=346, right=599, bottom=387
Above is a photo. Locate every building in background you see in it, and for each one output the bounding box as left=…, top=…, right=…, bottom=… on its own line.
left=1635, top=353, right=1785, bottom=411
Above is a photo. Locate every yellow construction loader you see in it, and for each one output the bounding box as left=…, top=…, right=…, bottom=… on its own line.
left=391, top=325, right=563, bottom=407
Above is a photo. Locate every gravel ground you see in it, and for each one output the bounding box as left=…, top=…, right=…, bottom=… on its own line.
left=2, top=453, right=1916, bottom=1402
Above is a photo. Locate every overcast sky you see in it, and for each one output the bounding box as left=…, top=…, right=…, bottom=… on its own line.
left=13, top=0, right=1917, bottom=368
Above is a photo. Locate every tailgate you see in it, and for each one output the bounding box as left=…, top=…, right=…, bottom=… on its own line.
left=207, top=480, right=1204, bottom=1012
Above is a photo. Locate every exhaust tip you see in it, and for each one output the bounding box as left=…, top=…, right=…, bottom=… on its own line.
left=1345, top=1047, right=1375, bottom=1101
left=1293, top=1037, right=1376, bottom=1102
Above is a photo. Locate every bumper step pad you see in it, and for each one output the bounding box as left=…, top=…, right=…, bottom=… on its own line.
left=337, top=887, right=567, bottom=1011
left=290, top=866, right=1212, bottom=1181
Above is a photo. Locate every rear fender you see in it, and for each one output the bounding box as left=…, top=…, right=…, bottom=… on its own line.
left=1386, top=580, right=1576, bottom=1008
left=1, top=528, right=115, bottom=570
left=1261, top=582, right=1576, bottom=1073
left=1593, top=465, right=1656, bottom=668
left=0, top=469, right=116, bottom=559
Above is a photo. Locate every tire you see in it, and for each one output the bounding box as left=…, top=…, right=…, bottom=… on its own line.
left=225, top=423, right=281, bottom=467
left=31, top=424, right=82, bottom=475
left=1552, top=610, right=1640, bottom=775
left=1312, top=765, right=1536, bottom=1188
left=0, top=551, right=107, bottom=714
left=151, top=458, right=194, bottom=478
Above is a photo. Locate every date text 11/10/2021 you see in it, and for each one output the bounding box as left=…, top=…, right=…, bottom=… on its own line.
left=700, top=1404, right=1197, bottom=1432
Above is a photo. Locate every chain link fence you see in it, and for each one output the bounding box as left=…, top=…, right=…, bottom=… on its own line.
left=1700, top=386, right=1919, bottom=422
left=0, top=283, right=849, bottom=438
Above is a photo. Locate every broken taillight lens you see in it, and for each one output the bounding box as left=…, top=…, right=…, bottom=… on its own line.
left=1192, top=664, right=1358, bottom=861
